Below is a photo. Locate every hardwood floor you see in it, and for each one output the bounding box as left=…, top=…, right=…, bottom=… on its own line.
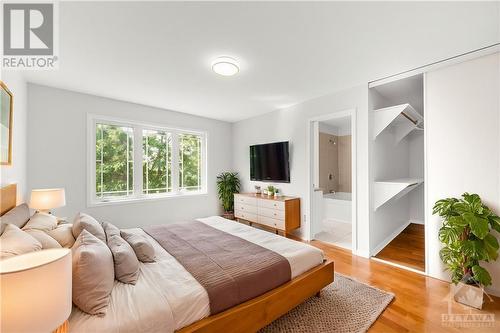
left=310, top=240, right=500, bottom=333
left=374, top=223, right=425, bottom=271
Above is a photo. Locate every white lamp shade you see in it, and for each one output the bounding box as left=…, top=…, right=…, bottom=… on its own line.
left=0, top=249, right=72, bottom=333
left=29, top=188, right=66, bottom=210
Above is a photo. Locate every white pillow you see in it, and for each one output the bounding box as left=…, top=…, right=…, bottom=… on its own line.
left=24, top=229, right=61, bottom=249
left=47, top=224, right=76, bottom=248
left=72, top=213, right=106, bottom=243
left=23, top=212, right=58, bottom=232
left=0, top=203, right=30, bottom=234
left=0, top=224, right=42, bottom=260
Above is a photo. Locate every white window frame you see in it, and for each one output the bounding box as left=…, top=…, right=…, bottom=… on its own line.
left=87, top=114, right=208, bottom=207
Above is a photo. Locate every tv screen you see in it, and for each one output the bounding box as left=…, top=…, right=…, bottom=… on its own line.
left=250, top=141, right=290, bottom=183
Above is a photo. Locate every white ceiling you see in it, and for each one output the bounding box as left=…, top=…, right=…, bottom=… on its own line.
left=322, top=116, right=351, bottom=133
left=18, top=1, right=500, bottom=122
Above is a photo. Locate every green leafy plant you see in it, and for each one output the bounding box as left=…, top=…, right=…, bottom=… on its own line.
left=216, top=172, right=241, bottom=213
left=267, top=185, right=275, bottom=196
left=433, top=193, right=500, bottom=287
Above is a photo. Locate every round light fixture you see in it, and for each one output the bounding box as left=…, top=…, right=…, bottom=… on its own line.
left=212, top=56, right=239, bottom=76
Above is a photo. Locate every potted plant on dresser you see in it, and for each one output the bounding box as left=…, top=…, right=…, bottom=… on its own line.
left=433, top=193, right=500, bottom=309
left=216, top=172, right=241, bottom=220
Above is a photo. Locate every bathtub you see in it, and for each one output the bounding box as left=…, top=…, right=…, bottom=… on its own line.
left=323, top=192, right=352, bottom=224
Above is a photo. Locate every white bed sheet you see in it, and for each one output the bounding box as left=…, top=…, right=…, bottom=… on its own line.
left=69, top=216, right=324, bottom=333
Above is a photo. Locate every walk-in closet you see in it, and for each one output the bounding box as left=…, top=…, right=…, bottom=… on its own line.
left=369, top=74, right=425, bottom=272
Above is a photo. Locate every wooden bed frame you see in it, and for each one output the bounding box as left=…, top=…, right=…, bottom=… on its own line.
left=179, top=260, right=334, bottom=333
left=0, top=183, right=17, bottom=216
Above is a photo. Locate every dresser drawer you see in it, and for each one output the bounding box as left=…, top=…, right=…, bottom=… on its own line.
left=234, top=203, right=257, bottom=214
left=234, top=195, right=257, bottom=206
left=235, top=210, right=257, bottom=223
left=258, top=206, right=285, bottom=220
left=258, top=215, right=285, bottom=230
left=258, top=199, right=285, bottom=211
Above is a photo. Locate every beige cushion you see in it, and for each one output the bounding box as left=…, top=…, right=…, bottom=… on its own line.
left=72, top=213, right=106, bottom=243
left=101, top=221, right=120, bottom=240
left=0, top=224, right=42, bottom=259
left=72, top=230, right=114, bottom=316
left=102, top=222, right=139, bottom=284
left=23, top=212, right=58, bottom=232
left=0, top=203, right=30, bottom=234
left=121, top=230, right=155, bottom=263
left=24, top=229, right=61, bottom=249
left=47, top=224, right=76, bottom=248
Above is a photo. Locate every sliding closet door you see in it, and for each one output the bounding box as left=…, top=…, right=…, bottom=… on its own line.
left=426, top=53, right=500, bottom=290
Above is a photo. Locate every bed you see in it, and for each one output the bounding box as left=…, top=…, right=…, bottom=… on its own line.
left=0, top=185, right=334, bottom=333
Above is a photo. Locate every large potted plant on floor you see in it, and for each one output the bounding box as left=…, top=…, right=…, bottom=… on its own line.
left=216, top=172, right=241, bottom=220
left=433, top=193, right=500, bottom=309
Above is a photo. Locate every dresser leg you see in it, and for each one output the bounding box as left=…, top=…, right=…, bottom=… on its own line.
left=315, top=291, right=321, bottom=298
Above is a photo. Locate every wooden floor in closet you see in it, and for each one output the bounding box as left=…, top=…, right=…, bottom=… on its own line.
left=374, top=223, right=425, bottom=271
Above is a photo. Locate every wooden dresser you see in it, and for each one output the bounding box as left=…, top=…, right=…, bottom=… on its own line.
left=234, top=193, right=300, bottom=235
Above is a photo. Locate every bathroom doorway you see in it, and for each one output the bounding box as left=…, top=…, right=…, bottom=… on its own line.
left=308, top=110, right=357, bottom=251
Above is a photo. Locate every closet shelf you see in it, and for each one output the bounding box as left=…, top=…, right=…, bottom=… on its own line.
left=373, top=103, right=423, bottom=142
left=373, top=178, right=423, bottom=211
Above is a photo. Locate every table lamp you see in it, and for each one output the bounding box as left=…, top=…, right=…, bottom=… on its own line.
left=29, top=188, right=66, bottom=214
left=0, top=249, right=72, bottom=333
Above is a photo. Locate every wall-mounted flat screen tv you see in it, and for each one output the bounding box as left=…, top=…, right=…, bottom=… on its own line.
left=250, top=141, right=290, bottom=183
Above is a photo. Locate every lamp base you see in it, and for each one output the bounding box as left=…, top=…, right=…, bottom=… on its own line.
left=53, top=320, right=68, bottom=333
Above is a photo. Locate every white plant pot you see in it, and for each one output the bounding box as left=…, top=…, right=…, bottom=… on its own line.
left=452, top=282, right=484, bottom=309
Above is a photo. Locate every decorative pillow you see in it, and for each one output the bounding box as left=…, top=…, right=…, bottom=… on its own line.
left=47, top=224, right=76, bottom=248
left=72, top=230, right=114, bottom=316
left=102, top=221, right=139, bottom=284
left=72, top=213, right=106, bottom=243
left=0, top=203, right=31, bottom=234
left=120, top=230, right=155, bottom=263
left=101, top=221, right=120, bottom=240
left=22, top=212, right=58, bottom=232
left=0, top=224, right=42, bottom=260
left=24, top=229, right=61, bottom=249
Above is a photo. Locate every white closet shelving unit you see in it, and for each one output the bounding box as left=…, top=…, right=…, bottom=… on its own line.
left=373, top=103, right=424, bottom=142
left=373, top=178, right=423, bottom=211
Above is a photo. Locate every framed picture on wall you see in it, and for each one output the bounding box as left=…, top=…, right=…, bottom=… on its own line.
left=0, top=81, right=13, bottom=165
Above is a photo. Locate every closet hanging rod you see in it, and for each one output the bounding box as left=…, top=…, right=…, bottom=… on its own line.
left=401, top=112, right=418, bottom=125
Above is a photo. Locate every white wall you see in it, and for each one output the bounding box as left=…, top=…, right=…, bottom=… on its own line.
left=0, top=72, right=28, bottom=203
left=232, top=85, right=370, bottom=256
left=27, top=84, right=232, bottom=228
left=426, top=53, right=500, bottom=294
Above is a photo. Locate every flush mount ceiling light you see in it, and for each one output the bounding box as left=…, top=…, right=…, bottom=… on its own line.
left=212, top=56, right=239, bottom=76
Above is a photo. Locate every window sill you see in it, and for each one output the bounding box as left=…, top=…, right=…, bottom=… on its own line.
left=88, top=191, right=208, bottom=208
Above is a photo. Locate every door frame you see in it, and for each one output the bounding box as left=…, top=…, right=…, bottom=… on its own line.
left=306, top=108, right=358, bottom=254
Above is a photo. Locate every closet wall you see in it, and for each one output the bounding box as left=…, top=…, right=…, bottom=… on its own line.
left=426, top=52, right=500, bottom=294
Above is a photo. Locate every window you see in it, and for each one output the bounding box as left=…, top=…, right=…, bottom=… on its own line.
left=89, top=116, right=206, bottom=204
left=143, top=129, right=172, bottom=194
left=95, top=124, right=134, bottom=199
left=179, top=133, right=202, bottom=192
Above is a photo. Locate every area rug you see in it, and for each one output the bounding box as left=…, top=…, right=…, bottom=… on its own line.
left=260, top=273, right=394, bottom=333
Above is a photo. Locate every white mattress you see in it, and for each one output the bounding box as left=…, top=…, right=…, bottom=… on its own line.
left=69, top=216, right=325, bottom=333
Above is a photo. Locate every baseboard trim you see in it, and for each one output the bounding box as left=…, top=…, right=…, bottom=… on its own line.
left=409, top=219, right=424, bottom=225
left=371, top=220, right=412, bottom=256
